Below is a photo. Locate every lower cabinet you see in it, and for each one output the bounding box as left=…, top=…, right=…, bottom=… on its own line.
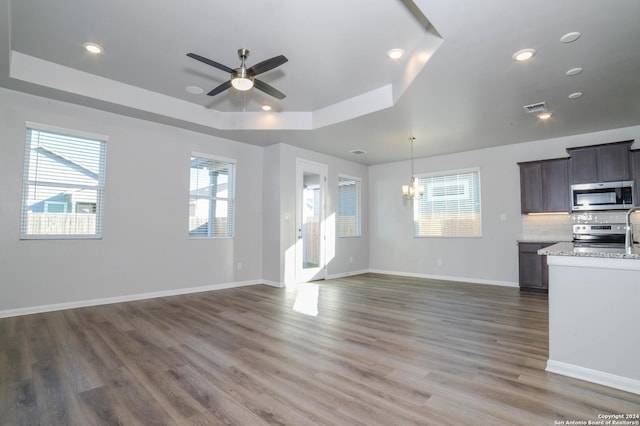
left=518, top=242, right=551, bottom=293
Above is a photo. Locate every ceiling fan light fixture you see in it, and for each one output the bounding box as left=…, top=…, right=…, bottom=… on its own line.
left=231, top=67, right=254, bottom=91
left=231, top=77, right=254, bottom=91
left=187, top=48, right=287, bottom=99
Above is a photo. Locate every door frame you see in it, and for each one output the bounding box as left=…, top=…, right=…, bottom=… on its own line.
left=295, top=158, right=327, bottom=283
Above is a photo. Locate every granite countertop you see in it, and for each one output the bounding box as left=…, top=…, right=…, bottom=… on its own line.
left=538, top=242, right=640, bottom=260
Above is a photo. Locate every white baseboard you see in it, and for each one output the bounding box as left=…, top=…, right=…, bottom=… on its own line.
left=0, top=270, right=518, bottom=319
left=368, top=269, right=519, bottom=288
left=0, top=279, right=263, bottom=319
left=546, top=359, right=640, bottom=395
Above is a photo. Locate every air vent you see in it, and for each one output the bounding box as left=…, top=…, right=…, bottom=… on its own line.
left=522, top=102, right=548, bottom=113
left=350, top=149, right=367, bottom=155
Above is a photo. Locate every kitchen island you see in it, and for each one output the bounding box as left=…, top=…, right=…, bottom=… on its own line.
left=538, top=242, right=640, bottom=395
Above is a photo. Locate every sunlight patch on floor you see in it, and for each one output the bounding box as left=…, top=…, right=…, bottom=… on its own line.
left=292, top=283, right=320, bottom=316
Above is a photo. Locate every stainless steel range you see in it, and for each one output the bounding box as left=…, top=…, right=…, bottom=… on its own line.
left=572, top=223, right=626, bottom=253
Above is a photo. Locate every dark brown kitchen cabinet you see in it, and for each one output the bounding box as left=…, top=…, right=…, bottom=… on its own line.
left=567, top=140, right=633, bottom=184
left=518, top=158, right=569, bottom=213
left=632, top=150, right=640, bottom=203
left=518, top=242, right=549, bottom=293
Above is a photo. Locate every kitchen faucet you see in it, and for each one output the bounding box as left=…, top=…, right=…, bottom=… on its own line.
left=625, top=206, right=640, bottom=254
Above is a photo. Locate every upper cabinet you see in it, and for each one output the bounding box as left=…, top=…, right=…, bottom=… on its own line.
left=518, top=141, right=636, bottom=214
left=566, top=141, right=633, bottom=184
left=519, top=158, right=570, bottom=213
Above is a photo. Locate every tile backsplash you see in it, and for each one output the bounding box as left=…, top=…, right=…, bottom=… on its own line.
left=520, top=211, right=640, bottom=242
left=521, top=214, right=573, bottom=241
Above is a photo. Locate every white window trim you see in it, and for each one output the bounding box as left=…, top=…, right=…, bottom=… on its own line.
left=337, top=173, right=362, bottom=238
left=20, top=123, right=108, bottom=240
left=414, top=167, right=480, bottom=180
left=25, top=121, right=110, bottom=143
left=413, top=167, right=482, bottom=238
left=191, top=151, right=236, bottom=166
left=188, top=152, right=237, bottom=239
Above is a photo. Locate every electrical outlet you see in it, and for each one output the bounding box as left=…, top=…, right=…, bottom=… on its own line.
left=237, top=262, right=243, bottom=271
left=437, top=258, right=442, bottom=266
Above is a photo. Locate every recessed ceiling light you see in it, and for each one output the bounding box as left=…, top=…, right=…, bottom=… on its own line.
left=512, top=48, right=536, bottom=62
left=185, top=85, right=203, bottom=94
left=568, top=92, right=583, bottom=99
left=83, top=42, right=103, bottom=54
left=538, top=112, right=552, bottom=120
left=350, top=149, right=367, bottom=155
left=387, top=48, right=404, bottom=60
left=262, top=105, right=272, bottom=111
left=560, top=32, right=581, bottom=43
left=566, top=67, right=583, bottom=76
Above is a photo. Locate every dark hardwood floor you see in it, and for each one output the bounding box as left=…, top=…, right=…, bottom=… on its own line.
left=1, top=273, right=638, bottom=425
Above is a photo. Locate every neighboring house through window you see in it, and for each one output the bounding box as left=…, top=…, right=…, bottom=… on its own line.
left=189, top=153, right=236, bottom=238
left=20, top=123, right=107, bottom=239
left=414, top=168, right=481, bottom=237
left=338, top=175, right=361, bottom=237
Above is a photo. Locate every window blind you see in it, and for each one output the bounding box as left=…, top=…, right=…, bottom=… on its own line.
left=20, top=126, right=107, bottom=238
left=414, top=169, right=481, bottom=237
left=337, top=175, right=361, bottom=237
left=189, top=154, right=236, bottom=238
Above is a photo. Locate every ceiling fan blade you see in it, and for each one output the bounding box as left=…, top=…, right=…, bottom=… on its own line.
left=187, top=53, right=234, bottom=74
left=207, top=81, right=232, bottom=96
left=247, top=55, right=288, bottom=76
left=254, top=79, right=286, bottom=99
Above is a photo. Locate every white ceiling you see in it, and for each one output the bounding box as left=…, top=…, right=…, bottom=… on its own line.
left=1, top=0, right=640, bottom=165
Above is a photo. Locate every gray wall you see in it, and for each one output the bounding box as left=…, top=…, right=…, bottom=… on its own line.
left=0, top=88, right=264, bottom=312
left=261, top=144, right=282, bottom=285
left=0, top=88, right=370, bottom=314
left=2, top=86, right=639, bottom=314
left=369, top=126, right=640, bottom=285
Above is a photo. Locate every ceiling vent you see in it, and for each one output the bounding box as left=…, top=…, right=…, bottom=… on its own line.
left=350, top=149, right=367, bottom=155
left=523, top=102, right=548, bottom=113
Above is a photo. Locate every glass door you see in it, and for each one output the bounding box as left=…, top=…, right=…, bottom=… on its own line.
left=296, top=159, right=327, bottom=283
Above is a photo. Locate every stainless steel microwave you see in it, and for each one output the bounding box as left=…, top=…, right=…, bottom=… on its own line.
left=571, top=181, right=634, bottom=211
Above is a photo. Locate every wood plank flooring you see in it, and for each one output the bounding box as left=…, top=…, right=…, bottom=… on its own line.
left=1, top=273, right=638, bottom=425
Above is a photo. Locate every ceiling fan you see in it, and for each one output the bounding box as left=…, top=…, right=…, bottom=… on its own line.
left=187, top=48, right=288, bottom=99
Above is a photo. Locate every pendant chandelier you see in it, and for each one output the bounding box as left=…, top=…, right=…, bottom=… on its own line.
left=401, top=136, right=424, bottom=199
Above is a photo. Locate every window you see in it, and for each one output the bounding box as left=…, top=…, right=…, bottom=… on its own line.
left=189, top=153, right=236, bottom=238
left=337, top=175, right=361, bottom=237
left=414, top=168, right=481, bottom=237
left=20, top=123, right=107, bottom=239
